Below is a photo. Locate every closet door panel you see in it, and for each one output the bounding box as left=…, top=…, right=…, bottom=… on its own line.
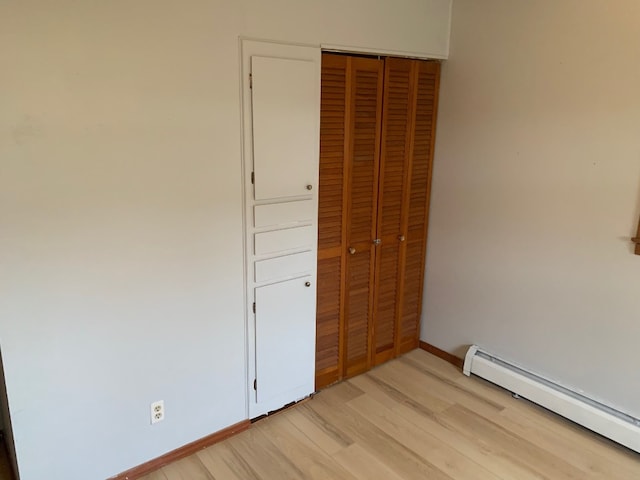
left=348, top=61, right=382, bottom=246
left=318, top=55, right=348, bottom=252
left=373, top=58, right=415, bottom=364
left=377, top=58, right=414, bottom=238
left=251, top=56, right=319, bottom=200
left=255, top=276, right=315, bottom=403
left=398, top=62, right=440, bottom=354
left=344, top=57, right=383, bottom=377
left=316, top=255, right=342, bottom=387
left=316, top=54, right=348, bottom=388
left=316, top=54, right=440, bottom=384
left=372, top=240, right=401, bottom=364
left=345, top=249, right=373, bottom=376
left=400, top=234, right=426, bottom=350
left=254, top=200, right=314, bottom=228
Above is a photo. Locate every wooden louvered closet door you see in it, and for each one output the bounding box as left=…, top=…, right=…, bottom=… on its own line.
left=316, top=53, right=439, bottom=390
left=372, top=57, right=416, bottom=366
left=316, top=54, right=347, bottom=389
left=316, top=54, right=383, bottom=387
left=397, top=61, right=440, bottom=354
left=344, top=57, right=383, bottom=377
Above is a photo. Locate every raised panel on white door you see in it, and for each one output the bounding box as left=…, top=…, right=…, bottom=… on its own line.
left=251, top=55, right=319, bottom=200
left=254, top=225, right=315, bottom=256
left=255, top=251, right=314, bottom=283
left=255, top=276, right=315, bottom=403
left=254, top=200, right=314, bottom=228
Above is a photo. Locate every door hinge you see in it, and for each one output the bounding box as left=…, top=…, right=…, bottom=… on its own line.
left=252, top=302, right=256, bottom=313
left=249, top=73, right=253, bottom=89
left=253, top=378, right=257, bottom=390
left=251, top=171, right=255, bottom=184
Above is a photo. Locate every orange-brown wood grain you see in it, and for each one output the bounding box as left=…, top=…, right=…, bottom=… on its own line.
left=344, top=56, right=384, bottom=379
left=316, top=54, right=441, bottom=389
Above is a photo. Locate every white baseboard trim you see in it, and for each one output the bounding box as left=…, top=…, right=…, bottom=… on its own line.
left=463, top=345, right=640, bottom=453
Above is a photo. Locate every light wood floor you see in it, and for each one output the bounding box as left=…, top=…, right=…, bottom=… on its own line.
left=141, top=349, right=640, bottom=480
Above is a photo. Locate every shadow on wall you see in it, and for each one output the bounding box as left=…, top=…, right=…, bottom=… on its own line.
left=0, top=351, right=18, bottom=480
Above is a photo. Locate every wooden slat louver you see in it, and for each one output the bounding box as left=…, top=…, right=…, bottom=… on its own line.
left=372, top=58, right=416, bottom=365
left=398, top=61, right=440, bottom=355
left=316, top=54, right=348, bottom=388
left=344, top=57, right=383, bottom=377
left=316, top=53, right=440, bottom=387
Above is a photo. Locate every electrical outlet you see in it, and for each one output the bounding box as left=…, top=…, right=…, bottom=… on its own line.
left=151, top=400, right=164, bottom=425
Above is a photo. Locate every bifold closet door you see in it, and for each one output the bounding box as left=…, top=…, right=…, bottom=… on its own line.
left=316, top=54, right=384, bottom=386
left=372, top=57, right=417, bottom=365
left=396, top=61, right=440, bottom=354
left=316, top=54, right=347, bottom=389
left=316, top=53, right=439, bottom=389
left=344, top=57, right=384, bottom=377
left=373, top=59, right=441, bottom=362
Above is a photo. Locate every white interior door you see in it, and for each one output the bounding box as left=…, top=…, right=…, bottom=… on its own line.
left=255, top=276, right=315, bottom=404
left=251, top=56, right=319, bottom=200
left=242, top=40, right=320, bottom=419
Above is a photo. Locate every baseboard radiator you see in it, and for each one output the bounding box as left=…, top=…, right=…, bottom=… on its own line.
left=463, top=345, right=640, bottom=453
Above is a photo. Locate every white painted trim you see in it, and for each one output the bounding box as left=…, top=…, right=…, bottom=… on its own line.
left=238, top=37, right=448, bottom=61
left=462, top=344, right=478, bottom=376
left=237, top=35, right=251, bottom=423
left=463, top=346, right=640, bottom=453
left=239, top=35, right=320, bottom=49
left=444, top=0, right=453, bottom=58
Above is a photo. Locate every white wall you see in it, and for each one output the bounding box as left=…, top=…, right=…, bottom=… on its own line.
left=423, top=0, right=640, bottom=418
left=0, top=1, right=451, bottom=479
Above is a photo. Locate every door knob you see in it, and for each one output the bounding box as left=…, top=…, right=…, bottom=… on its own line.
left=305, top=281, right=311, bottom=287
left=306, top=184, right=313, bottom=190
left=348, top=247, right=356, bottom=255
left=373, top=239, right=381, bottom=245
left=398, top=235, right=406, bottom=242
